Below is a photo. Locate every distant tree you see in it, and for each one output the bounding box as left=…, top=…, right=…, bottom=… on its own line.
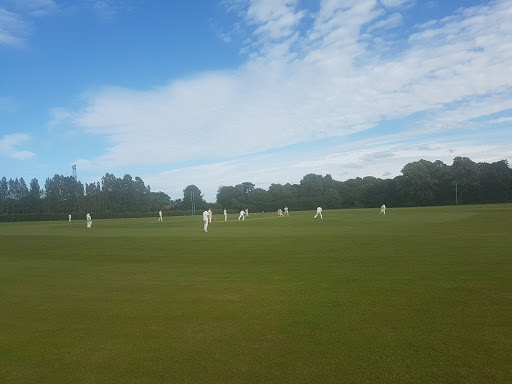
left=430, top=160, right=453, bottom=205
left=299, top=173, right=324, bottom=198
left=0, top=177, right=8, bottom=214
left=183, top=185, right=205, bottom=212
left=247, top=188, right=270, bottom=212
left=452, top=157, right=480, bottom=204
left=397, top=160, right=437, bottom=206
left=149, top=191, right=172, bottom=211
left=216, top=186, right=236, bottom=209
left=27, top=178, right=43, bottom=213
left=478, top=160, right=510, bottom=203
left=322, top=188, right=342, bottom=209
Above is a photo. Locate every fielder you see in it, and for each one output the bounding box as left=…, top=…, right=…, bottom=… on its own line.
left=380, top=204, right=386, bottom=215
left=314, top=207, right=323, bottom=219
left=158, top=210, right=163, bottom=221
left=69, top=214, right=72, bottom=222
left=203, top=210, right=209, bottom=232
left=224, top=209, right=227, bottom=221
left=86, top=213, right=92, bottom=228
left=238, top=210, right=245, bottom=221
left=208, top=208, right=212, bottom=223
left=284, top=206, right=289, bottom=216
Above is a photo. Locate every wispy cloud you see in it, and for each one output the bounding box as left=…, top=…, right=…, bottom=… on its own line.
left=8, top=0, right=58, bottom=17
left=0, top=8, right=28, bottom=47
left=489, top=116, right=512, bottom=124
left=0, top=0, right=57, bottom=47
left=49, top=0, right=512, bottom=199
left=0, top=0, right=138, bottom=47
left=0, top=133, right=35, bottom=160
left=87, top=0, right=136, bottom=20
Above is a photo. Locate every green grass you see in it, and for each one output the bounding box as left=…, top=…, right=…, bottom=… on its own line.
left=1, top=206, right=511, bottom=383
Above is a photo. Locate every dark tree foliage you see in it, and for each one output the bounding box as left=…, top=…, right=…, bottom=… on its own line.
left=214, top=158, right=512, bottom=212
left=0, top=173, right=172, bottom=216
left=1, top=157, right=510, bottom=217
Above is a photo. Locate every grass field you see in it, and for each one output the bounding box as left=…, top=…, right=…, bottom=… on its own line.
left=1, top=205, right=511, bottom=383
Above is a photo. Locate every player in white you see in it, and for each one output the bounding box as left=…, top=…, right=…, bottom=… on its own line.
left=224, top=209, right=227, bottom=221
left=202, top=210, right=209, bottom=232
left=158, top=210, right=163, bottom=221
left=245, top=208, right=249, bottom=217
left=277, top=209, right=283, bottom=217
left=314, top=207, right=323, bottom=219
left=284, top=207, right=289, bottom=216
left=380, top=204, right=386, bottom=215
left=208, top=208, right=212, bottom=223
left=69, top=214, right=72, bottom=222
left=238, top=210, right=245, bottom=221
left=86, top=213, right=92, bottom=228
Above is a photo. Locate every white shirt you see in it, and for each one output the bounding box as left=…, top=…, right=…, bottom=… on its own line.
left=203, top=211, right=209, bottom=221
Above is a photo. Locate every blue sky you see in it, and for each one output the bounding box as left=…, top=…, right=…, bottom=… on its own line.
left=1, top=0, right=511, bottom=202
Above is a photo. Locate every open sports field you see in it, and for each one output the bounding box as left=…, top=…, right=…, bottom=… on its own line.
left=1, top=205, right=511, bottom=383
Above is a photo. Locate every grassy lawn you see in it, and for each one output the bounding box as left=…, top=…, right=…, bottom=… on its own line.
left=1, top=205, right=511, bottom=383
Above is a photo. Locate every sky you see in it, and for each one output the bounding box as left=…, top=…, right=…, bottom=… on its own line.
left=1, top=0, right=511, bottom=202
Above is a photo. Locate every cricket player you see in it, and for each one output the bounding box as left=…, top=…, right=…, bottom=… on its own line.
left=277, top=209, right=283, bottom=217
left=158, top=210, right=163, bottom=221
left=238, top=210, right=245, bottom=221
left=86, top=213, right=92, bottom=228
left=380, top=204, right=386, bottom=215
left=69, top=214, right=72, bottom=222
left=314, top=207, right=323, bottom=219
left=245, top=208, right=249, bottom=217
left=208, top=208, right=212, bottom=223
left=284, top=206, right=289, bottom=216
left=224, top=209, right=227, bottom=221
left=203, top=210, right=209, bottom=232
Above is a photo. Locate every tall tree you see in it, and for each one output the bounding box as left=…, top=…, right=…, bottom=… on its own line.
left=183, top=185, right=205, bottom=212
left=452, top=157, right=480, bottom=204
left=299, top=173, right=324, bottom=198
left=397, top=160, right=437, bottom=206
left=0, top=177, right=8, bottom=214
left=27, top=178, right=43, bottom=213
left=478, top=160, right=510, bottom=203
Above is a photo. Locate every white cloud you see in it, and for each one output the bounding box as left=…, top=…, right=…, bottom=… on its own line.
left=366, top=12, right=402, bottom=32
left=142, top=134, right=511, bottom=202
left=489, top=116, right=512, bottom=124
left=0, top=8, right=28, bottom=46
left=51, top=0, right=512, bottom=198
left=379, top=0, right=413, bottom=8
left=0, top=0, right=57, bottom=47
left=0, top=133, right=35, bottom=160
left=10, top=0, right=58, bottom=17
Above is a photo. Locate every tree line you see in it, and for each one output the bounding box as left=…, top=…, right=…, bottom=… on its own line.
left=1, top=156, right=511, bottom=219
left=0, top=173, right=171, bottom=216
left=213, top=157, right=511, bottom=212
